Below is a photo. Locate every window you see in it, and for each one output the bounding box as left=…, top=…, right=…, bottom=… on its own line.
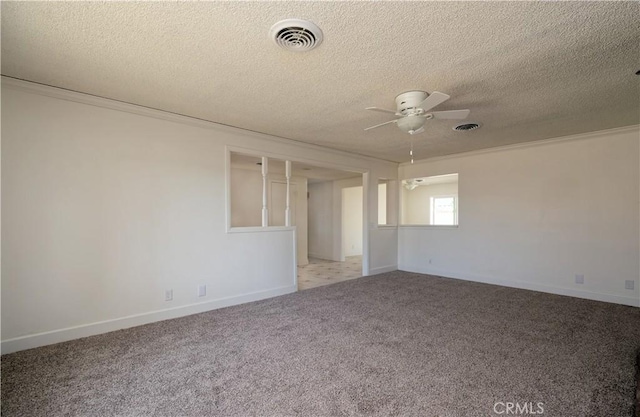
left=430, top=195, right=457, bottom=225
left=400, top=173, right=458, bottom=226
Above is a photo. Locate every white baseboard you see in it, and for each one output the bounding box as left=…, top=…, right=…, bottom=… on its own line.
left=308, top=252, right=337, bottom=262
left=399, top=264, right=640, bottom=308
left=1, top=285, right=297, bottom=354
left=368, top=264, right=398, bottom=275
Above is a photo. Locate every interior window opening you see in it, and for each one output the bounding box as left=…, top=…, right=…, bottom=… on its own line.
left=400, top=173, right=459, bottom=226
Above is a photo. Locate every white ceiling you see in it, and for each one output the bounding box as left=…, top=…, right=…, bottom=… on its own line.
left=2, top=2, right=638, bottom=163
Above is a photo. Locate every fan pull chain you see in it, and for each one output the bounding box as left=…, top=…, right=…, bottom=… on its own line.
left=410, top=140, right=414, bottom=164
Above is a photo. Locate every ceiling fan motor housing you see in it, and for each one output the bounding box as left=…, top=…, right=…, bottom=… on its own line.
left=395, top=91, right=429, bottom=115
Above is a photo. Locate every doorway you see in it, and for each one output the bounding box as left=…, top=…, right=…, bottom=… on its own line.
left=227, top=151, right=367, bottom=290
left=298, top=180, right=364, bottom=290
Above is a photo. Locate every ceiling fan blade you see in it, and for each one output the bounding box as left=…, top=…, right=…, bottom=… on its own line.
left=364, top=119, right=398, bottom=131
left=431, top=109, right=470, bottom=119
left=366, top=107, right=399, bottom=115
left=418, top=91, right=450, bottom=112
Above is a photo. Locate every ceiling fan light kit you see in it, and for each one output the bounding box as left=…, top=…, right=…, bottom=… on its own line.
left=397, top=114, right=428, bottom=135
left=403, top=178, right=425, bottom=191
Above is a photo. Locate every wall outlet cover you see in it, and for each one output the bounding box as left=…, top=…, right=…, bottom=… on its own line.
left=165, top=289, right=173, bottom=301
left=575, top=274, right=584, bottom=284
left=198, top=285, right=207, bottom=297
left=625, top=280, right=635, bottom=290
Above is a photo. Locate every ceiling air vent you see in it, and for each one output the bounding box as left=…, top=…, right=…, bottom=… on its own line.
left=269, top=19, right=323, bottom=52
left=453, top=123, right=481, bottom=132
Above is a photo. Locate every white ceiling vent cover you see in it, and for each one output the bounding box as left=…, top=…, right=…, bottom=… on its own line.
left=269, top=19, right=323, bottom=52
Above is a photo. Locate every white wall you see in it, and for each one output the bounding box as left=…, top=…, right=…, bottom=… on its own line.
left=332, top=177, right=363, bottom=261
left=369, top=178, right=399, bottom=275
left=230, top=167, right=263, bottom=227
left=399, top=127, right=640, bottom=307
left=378, top=183, right=387, bottom=225
left=1, top=79, right=398, bottom=352
left=308, top=181, right=333, bottom=260
left=342, top=186, right=363, bottom=257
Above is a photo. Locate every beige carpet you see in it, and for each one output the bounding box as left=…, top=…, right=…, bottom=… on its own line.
left=2, top=271, right=639, bottom=416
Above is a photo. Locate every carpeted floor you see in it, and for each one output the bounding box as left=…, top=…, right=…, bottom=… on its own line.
left=2, top=271, right=640, bottom=416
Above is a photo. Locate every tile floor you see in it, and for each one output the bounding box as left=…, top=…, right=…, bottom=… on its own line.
left=297, top=256, right=363, bottom=290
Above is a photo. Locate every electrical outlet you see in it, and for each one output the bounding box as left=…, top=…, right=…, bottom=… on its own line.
left=575, top=274, right=584, bottom=284
left=165, top=289, right=173, bottom=301
left=198, top=285, right=206, bottom=297
left=625, top=280, right=635, bottom=290
left=428, top=259, right=432, bottom=264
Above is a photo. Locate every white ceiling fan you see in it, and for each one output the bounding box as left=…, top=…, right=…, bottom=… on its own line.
left=365, top=91, right=470, bottom=135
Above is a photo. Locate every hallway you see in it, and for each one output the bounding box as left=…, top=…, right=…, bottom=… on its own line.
left=297, top=256, right=362, bottom=290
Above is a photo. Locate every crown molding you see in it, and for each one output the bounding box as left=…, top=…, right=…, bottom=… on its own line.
left=1, top=76, right=398, bottom=167
left=5, top=76, right=635, bottom=170
left=399, top=124, right=640, bottom=167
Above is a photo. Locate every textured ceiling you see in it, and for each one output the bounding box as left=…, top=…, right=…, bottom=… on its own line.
left=2, top=2, right=639, bottom=162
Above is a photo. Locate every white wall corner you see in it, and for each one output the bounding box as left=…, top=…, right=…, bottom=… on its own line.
left=398, top=264, right=640, bottom=308
left=369, top=265, right=398, bottom=276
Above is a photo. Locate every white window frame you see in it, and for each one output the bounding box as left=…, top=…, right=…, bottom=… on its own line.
left=429, top=194, right=458, bottom=226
